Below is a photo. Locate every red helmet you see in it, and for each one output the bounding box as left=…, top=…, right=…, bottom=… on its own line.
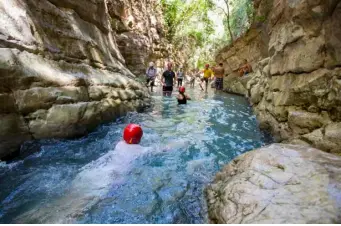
left=123, top=124, right=143, bottom=144
left=179, top=86, right=185, bottom=93
left=205, top=64, right=209, bottom=68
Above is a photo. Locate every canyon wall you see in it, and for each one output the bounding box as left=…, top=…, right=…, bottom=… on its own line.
left=108, top=0, right=183, bottom=75
left=0, top=0, right=159, bottom=159
left=217, top=0, right=341, bottom=154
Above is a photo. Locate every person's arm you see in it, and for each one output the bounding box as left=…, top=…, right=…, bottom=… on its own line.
left=161, top=71, right=165, bottom=86
left=185, top=94, right=191, bottom=100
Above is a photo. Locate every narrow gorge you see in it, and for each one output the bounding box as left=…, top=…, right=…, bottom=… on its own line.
left=0, top=0, right=341, bottom=224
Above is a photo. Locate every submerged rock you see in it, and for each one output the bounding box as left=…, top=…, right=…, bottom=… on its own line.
left=206, top=144, right=341, bottom=224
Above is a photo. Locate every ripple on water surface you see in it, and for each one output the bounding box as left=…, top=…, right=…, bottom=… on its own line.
left=0, top=88, right=270, bottom=223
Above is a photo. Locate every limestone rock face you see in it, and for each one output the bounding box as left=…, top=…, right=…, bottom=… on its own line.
left=217, top=0, right=341, bottom=153
left=0, top=0, right=151, bottom=159
left=223, top=74, right=253, bottom=96
left=108, top=0, right=178, bottom=76
left=206, top=144, right=341, bottom=224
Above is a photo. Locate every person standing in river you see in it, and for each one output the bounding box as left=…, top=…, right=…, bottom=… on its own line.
left=162, top=62, right=176, bottom=96
left=214, top=63, right=225, bottom=91
left=176, top=66, right=185, bottom=87
left=200, top=64, right=213, bottom=92
left=146, top=62, right=157, bottom=92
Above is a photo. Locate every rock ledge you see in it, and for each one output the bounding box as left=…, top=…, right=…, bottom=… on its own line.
left=206, top=144, right=341, bottom=224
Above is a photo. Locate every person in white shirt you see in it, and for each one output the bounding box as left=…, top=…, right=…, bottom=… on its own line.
left=146, top=62, right=157, bottom=92
left=176, top=67, right=185, bottom=87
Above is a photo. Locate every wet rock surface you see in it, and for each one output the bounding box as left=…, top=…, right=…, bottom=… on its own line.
left=0, top=0, right=151, bottom=159
left=206, top=143, right=341, bottom=224
left=217, top=0, right=341, bottom=153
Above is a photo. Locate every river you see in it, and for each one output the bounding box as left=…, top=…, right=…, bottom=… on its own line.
left=0, top=87, right=271, bottom=223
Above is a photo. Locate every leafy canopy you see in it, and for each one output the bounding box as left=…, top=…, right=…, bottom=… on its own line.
left=159, top=0, right=254, bottom=68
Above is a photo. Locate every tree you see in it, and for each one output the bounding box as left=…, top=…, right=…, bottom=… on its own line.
left=159, top=0, right=255, bottom=69
left=159, top=0, right=216, bottom=68
left=215, top=0, right=234, bottom=43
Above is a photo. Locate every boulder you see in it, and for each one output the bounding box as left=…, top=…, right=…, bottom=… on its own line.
left=206, top=144, right=341, bottom=224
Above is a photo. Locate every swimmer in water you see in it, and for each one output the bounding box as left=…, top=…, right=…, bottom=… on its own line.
left=177, top=86, right=191, bottom=105
left=15, top=124, right=188, bottom=223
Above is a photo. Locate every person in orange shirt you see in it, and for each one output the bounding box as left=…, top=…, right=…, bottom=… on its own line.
left=200, top=64, right=213, bottom=92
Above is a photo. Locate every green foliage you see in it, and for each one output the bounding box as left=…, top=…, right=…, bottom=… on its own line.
left=160, top=0, right=214, bottom=43
left=225, top=0, right=254, bottom=39
left=159, top=0, right=255, bottom=69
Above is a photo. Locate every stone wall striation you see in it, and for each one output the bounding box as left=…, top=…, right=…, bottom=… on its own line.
left=0, top=0, right=151, bottom=159
left=108, top=0, right=180, bottom=75
left=217, top=0, right=341, bottom=154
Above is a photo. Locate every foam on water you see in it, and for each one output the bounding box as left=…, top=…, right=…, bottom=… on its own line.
left=0, top=88, right=271, bottom=223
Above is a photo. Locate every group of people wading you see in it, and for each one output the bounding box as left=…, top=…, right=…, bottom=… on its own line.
left=145, top=60, right=252, bottom=105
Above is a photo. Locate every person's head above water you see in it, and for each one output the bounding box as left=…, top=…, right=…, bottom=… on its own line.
left=167, top=62, right=173, bottom=70
left=123, top=124, right=143, bottom=144
left=179, top=86, right=185, bottom=94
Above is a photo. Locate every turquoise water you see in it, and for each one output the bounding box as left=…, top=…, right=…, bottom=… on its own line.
left=0, top=88, right=270, bottom=223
